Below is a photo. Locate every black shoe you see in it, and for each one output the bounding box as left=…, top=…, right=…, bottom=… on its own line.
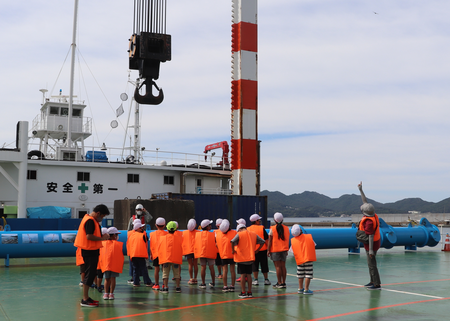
left=364, top=282, right=373, bottom=287
left=176, top=287, right=181, bottom=293
left=238, top=292, right=247, bottom=298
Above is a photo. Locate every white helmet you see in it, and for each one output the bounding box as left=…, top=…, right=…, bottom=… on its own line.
left=136, top=204, right=144, bottom=210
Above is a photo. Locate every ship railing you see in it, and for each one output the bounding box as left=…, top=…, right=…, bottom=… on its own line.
left=27, top=143, right=231, bottom=171
left=197, top=188, right=232, bottom=195
left=31, top=114, right=92, bottom=134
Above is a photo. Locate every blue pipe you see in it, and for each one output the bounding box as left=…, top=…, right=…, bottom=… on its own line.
left=0, top=218, right=440, bottom=266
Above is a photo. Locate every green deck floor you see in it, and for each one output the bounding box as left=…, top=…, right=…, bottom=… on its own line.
left=1, top=247, right=450, bottom=321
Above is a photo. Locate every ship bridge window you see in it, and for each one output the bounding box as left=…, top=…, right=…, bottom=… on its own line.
left=63, top=152, right=76, bottom=161
left=127, top=174, right=139, bottom=183
left=61, top=107, right=69, bottom=116
left=49, top=106, right=59, bottom=115
left=77, top=172, right=90, bottom=182
left=164, top=176, right=174, bottom=185
left=72, top=109, right=81, bottom=117
left=27, top=170, right=37, bottom=180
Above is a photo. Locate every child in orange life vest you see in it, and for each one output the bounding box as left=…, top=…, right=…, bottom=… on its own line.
left=214, top=218, right=223, bottom=279
left=215, top=219, right=237, bottom=292
left=94, top=227, right=109, bottom=292
left=128, top=219, right=153, bottom=287
left=194, top=219, right=217, bottom=288
left=158, top=221, right=183, bottom=293
left=231, top=224, right=265, bottom=298
left=289, top=224, right=316, bottom=295
left=182, top=219, right=199, bottom=285
left=150, top=217, right=168, bottom=290
left=101, top=227, right=124, bottom=300
left=76, top=247, right=86, bottom=287
left=267, top=212, right=290, bottom=289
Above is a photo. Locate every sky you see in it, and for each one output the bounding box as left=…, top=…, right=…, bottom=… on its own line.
left=1, top=0, right=450, bottom=204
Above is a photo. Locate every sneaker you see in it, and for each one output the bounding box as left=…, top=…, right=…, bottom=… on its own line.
left=88, top=298, right=99, bottom=304
left=364, top=282, right=374, bottom=287
left=217, top=274, right=223, bottom=279
left=280, top=283, right=287, bottom=288
left=91, top=284, right=96, bottom=288
left=188, top=279, right=195, bottom=285
left=273, top=283, right=282, bottom=289
left=161, top=287, right=169, bottom=293
left=222, top=286, right=229, bottom=292
left=145, top=283, right=154, bottom=287
left=152, top=284, right=160, bottom=290
left=229, top=286, right=235, bottom=292
left=252, top=279, right=259, bottom=285
left=209, top=282, right=215, bottom=288
left=80, top=299, right=98, bottom=307
left=79, top=281, right=84, bottom=287
left=103, top=293, right=110, bottom=300
left=303, top=289, right=313, bottom=295
left=98, top=285, right=104, bottom=293
left=133, top=283, right=140, bottom=287
left=246, top=292, right=253, bottom=298
left=176, top=287, right=181, bottom=293
left=298, top=288, right=304, bottom=294
left=236, top=277, right=241, bottom=282
left=264, top=279, right=271, bottom=285
left=366, top=285, right=381, bottom=291
left=238, top=292, right=247, bottom=298
left=127, top=279, right=134, bottom=284
left=108, top=293, right=115, bottom=300
left=199, top=283, right=206, bottom=289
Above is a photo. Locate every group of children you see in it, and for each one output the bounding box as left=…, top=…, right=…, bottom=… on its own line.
left=77, top=211, right=317, bottom=304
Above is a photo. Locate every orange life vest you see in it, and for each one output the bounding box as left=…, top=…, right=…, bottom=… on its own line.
left=270, top=224, right=290, bottom=252
left=247, top=224, right=268, bottom=251
left=126, top=230, right=134, bottom=256
left=150, top=229, right=168, bottom=259
left=158, top=232, right=183, bottom=265
left=194, top=230, right=217, bottom=259
left=291, top=234, right=317, bottom=265
left=132, top=215, right=145, bottom=224
left=128, top=231, right=149, bottom=259
left=100, top=240, right=125, bottom=273
left=182, top=229, right=198, bottom=255
left=233, top=230, right=257, bottom=263
left=216, top=230, right=237, bottom=259
left=359, top=214, right=380, bottom=242
left=76, top=247, right=84, bottom=266
left=74, top=214, right=103, bottom=250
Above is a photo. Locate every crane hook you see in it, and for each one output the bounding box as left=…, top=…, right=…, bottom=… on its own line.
left=134, top=79, right=164, bottom=105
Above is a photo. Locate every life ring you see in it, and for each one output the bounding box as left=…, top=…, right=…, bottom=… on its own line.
left=27, top=150, right=46, bottom=160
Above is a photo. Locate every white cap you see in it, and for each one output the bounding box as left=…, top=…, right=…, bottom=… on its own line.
left=216, top=218, right=223, bottom=226
left=236, top=224, right=246, bottom=231
left=250, top=214, right=262, bottom=222
left=174, top=221, right=179, bottom=228
left=201, top=219, right=213, bottom=228
left=187, top=219, right=197, bottom=231
left=133, top=219, right=145, bottom=230
left=136, top=204, right=144, bottom=210
left=236, top=218, right=246, bottom=226
left=156, top=217, right=166, bottom=226
left=291, top=224, right=301, bottom=237
left=274, top=212, right=284, bottom=223
left=101, top=227, right=108, bottom=235
left=107, top=227, right=121, bottom=234
left=219, top=219, right=230, bottom=233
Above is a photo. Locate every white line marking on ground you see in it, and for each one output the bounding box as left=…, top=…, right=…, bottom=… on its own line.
left=274, top=272, right=444, bottom=299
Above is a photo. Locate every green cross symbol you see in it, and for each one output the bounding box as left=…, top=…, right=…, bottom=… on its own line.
left=78, top=183, right=89, bottom=193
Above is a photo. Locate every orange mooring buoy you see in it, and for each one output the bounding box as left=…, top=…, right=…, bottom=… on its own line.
left=442, top=234, right=450, bottom=251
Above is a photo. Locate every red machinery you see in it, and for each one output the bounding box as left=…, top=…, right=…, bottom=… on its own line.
left=204, top=141, right=230, bottom=167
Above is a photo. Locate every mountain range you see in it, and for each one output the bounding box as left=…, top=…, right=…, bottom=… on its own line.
left=261, top=190, right=450, bottom=217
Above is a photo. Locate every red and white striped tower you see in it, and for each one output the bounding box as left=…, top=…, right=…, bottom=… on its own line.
left=231, top=0, right=259, bottom=195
